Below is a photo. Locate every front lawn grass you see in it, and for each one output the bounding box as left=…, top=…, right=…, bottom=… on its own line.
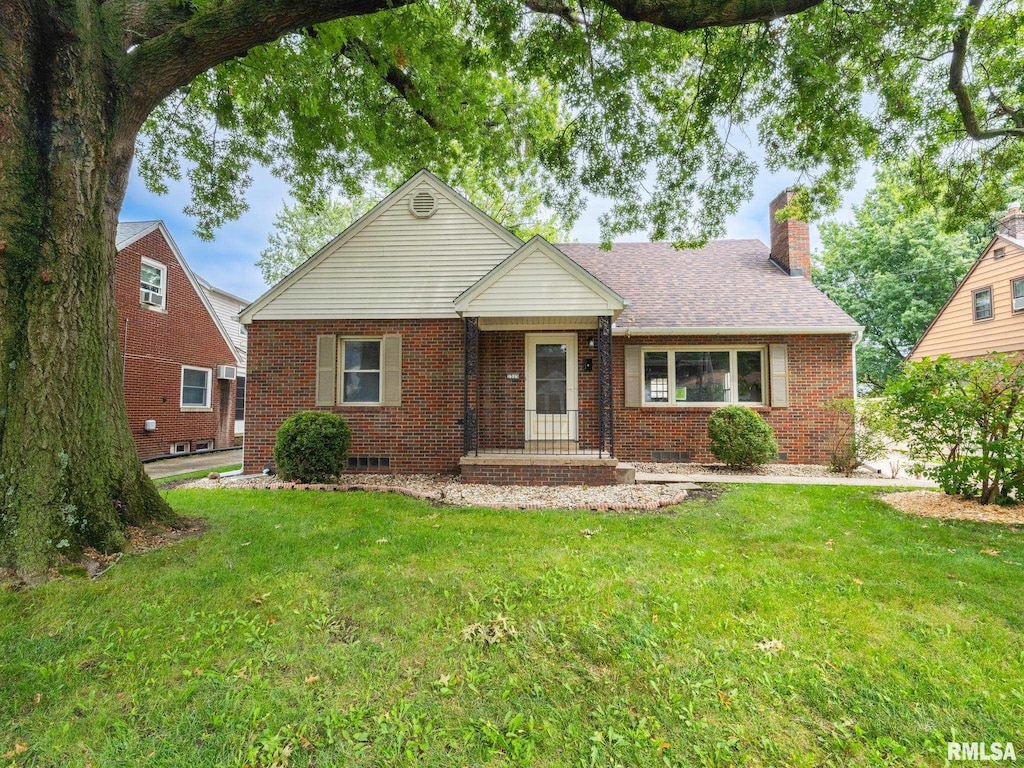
left=2, top=485, right=1022, bottom=766
left=152, top=464, right=243, bottom=487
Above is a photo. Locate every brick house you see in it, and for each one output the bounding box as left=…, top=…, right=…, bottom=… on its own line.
left=240, top=171, right=861, bottom=484
left=115, top=221, right=241, bottom=459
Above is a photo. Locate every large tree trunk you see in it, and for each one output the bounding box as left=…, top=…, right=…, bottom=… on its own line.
left=0, top=0, right=178, bottom=581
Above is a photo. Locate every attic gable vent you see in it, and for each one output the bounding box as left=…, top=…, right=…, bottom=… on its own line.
left=409, top=189, right=437, bottom=218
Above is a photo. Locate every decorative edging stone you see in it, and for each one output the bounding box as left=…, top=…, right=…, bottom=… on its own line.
left=267, top=481, right=687, bottom=511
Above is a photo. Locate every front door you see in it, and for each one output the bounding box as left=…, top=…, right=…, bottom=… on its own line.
left=525, top=333, right=578, bottom=443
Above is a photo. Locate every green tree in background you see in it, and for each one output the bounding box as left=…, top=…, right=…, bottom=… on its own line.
left=257, top=181, right=568, bottom=286
left=815, top=170, right=989, bottom=390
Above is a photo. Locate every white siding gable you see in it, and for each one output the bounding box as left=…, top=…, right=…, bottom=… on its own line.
left=455, top=237, right=625, bottom=318
left=244, top=172, right=522, bottom=321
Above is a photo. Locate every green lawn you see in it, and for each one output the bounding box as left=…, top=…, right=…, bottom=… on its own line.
left=152, top=464, right=243, bottom=487
left=2, top=486, right=1022, bottom=767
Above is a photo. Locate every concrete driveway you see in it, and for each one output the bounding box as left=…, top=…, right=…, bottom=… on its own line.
left=145, top=448, right=243, bottom=479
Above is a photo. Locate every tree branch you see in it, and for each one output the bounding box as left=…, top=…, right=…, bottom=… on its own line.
left=591, top=0, right=823, bottom=31
left=338, top=38, right=441, bottom=129
left=948, top=0, right=1024, bottom=140
left=116, top=0, right=414, bottom=135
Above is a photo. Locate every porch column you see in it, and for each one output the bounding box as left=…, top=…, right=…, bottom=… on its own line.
left=597, top=315, right=614, bottom=457
left=462, top=316, right=480, bottom=456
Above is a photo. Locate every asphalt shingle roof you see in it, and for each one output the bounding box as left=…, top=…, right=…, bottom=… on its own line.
left=556, top=240, right=859, bottom=332
left=115, top=221, right=160, bottom=250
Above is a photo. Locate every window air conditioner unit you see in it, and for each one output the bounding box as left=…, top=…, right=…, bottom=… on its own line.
left=217, top=364, right=237, bottom=380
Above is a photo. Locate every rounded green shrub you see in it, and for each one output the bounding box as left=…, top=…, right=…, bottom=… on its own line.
left=273, top=411, right=352, bottom=483
left=707, top=405, right=778, bottom=468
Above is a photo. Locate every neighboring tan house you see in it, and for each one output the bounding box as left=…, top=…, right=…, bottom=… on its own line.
left=115, top=221, right=241, bottom=459
left=240, top=171, right=861, bottom=485
left=197, top=275, right=250, bottom=436
left=911, top=202, right=1024, bottom=361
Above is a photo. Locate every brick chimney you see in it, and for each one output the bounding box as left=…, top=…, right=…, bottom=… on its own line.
left=769, top=188, right=811, bottom=278
left=997, top=201, right=1024, bottom=239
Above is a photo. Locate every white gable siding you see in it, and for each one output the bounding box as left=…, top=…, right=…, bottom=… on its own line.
left=460, top=244, right=619, bottom=317
left=250, top=184, right=520, bottom=320
left=203, top=289, right=248, bottom=373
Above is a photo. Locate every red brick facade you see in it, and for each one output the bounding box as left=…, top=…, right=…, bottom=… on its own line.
left=244, top=320, right=855, bottom=475
left=115, top=229, right=237, bottom=459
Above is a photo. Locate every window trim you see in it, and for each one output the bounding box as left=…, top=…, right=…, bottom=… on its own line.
left=972, top=286, right=994, bottom=322
left=140, top=257, right=167, bottom=311
left=180, top=365, right=212, bottom=410
left=1011, top=277, right=1024, bottom=314
left=337, top=337, right=383, bottom=406
left=170, top=441, right=190, bottom=455
left=193, top=440, right=213, bottom=452
left=641, top=346, right=767, bottom=408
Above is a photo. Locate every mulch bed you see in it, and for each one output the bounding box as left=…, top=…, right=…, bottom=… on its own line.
left=880, top=490, right=1024, bottom=527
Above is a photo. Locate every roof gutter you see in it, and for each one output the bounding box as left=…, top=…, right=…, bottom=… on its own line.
left=613, top=325, right=864, bottom=336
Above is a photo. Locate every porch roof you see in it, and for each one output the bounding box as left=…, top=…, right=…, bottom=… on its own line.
left=454, top=236, right=626, bottom=318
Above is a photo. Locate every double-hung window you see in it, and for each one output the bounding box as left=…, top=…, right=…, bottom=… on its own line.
left=1012, top=277, right=1024, bottom=313
left=643, top=348, right=766, bottom=406
left=181, top=366, right=212, bottom=409
left=140, top=258, right=166, bottom=309
left=973, top=287, right=993, bottom=321
left=340, top=339, right=382, bottom=404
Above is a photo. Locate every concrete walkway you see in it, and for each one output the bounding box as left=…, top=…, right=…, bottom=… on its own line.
left=145, top=448, right=244, bottom=479
left=634, top=471, right=937, bottom=488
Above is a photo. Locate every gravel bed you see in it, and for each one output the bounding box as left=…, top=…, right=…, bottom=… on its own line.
left=180, top=472, right=690, bottom=511
left=633, top=461, right=877, bottom=478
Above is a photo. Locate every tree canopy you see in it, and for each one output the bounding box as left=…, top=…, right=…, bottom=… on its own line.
left=137, top=0, right=1024, bottom=244
left=815, top=169, right=989, bottom=390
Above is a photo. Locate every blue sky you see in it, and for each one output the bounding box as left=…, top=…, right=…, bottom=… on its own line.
left=120, top=150, right=876, bottom=303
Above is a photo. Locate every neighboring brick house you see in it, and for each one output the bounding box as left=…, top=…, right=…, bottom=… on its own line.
left=910, top=202, right=1024, bottom=361
left=115, top=221, right=241, bottom=460
left=197, top=275, right=250, bottom=436
left=241, top=171, right=861, bottom=485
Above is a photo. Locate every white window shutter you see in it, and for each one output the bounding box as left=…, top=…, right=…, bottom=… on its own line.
left=769, top=343, right=789, bottom=408
left=382, top=334, right=402, bottom=406
left=315, top=334, right=337, bottom=406
left=624, top=345, right=641, bottom=407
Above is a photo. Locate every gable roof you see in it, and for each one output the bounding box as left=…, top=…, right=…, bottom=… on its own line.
left=558, top=240, right=860, bottom=333
left=116, top=221, right=242, bottom=364
left=239, top=169, right=523, bottom=323
left=115, top=220, right=161, bottom=250
left=455, top=236, right=626, bottom=317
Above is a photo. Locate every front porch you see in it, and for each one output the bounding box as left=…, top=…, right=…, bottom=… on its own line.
left=454, top=236, right=628, bottom=485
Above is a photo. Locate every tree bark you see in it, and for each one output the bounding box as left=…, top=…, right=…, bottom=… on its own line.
left=0, top=0, right=178, bottom=580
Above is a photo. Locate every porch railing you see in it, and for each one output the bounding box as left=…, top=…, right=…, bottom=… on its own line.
left=466, top=408, right=592, bottom=456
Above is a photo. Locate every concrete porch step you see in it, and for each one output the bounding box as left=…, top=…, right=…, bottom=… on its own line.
left=616, top=462, right=636, bottom=485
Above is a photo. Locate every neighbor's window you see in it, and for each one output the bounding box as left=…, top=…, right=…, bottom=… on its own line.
left=180, top=366, right=212, bottom=408
left=140, top=258, right=166, bottom=309
left=973, top=287, right=993, bottom=321
left=1013, top=278, right=1024, bottom=312
left=341, top=339, right=381, bottom=403
left=643, top=348, right=765, bottom=406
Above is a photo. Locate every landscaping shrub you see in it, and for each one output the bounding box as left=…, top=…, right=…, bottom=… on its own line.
left=824, top=398, right=891, bottom=476
left=273, top=411, right=352, bottom=483
left=884, top=353, right=1024, bottom=504
left=707, top=406, right=778, bottom=468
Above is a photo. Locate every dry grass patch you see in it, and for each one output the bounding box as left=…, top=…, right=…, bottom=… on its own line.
left=881, top=490, right=1024, bottom=526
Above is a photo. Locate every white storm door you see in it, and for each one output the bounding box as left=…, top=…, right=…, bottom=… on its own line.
left=525, top=333, right=578, bottom=442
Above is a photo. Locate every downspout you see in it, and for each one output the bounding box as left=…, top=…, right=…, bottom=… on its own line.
left=852, top=329, right=863, bottom=399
